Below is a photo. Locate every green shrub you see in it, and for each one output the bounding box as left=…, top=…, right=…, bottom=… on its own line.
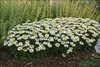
left=79, top=60, right=100, bottom=67
left=96, top=0, right=100, bottom=6
left=3, top=17, right=100, bottom=60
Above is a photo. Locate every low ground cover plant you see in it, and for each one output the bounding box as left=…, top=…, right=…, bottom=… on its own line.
left=3, top=17, right=100, bottom=60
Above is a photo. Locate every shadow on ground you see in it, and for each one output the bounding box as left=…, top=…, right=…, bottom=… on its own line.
left=0, top=48, right=95, bottom=67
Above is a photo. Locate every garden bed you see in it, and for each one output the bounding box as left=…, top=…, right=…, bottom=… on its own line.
left=0, top=0, right=100, bottom=67
left=0, top=48, right=95, bottom=67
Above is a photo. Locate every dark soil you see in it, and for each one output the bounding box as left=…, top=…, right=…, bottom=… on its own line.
left=0, top=48, right=96, bottom=67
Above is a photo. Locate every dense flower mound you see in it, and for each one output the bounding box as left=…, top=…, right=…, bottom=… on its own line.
left=4, top=17, right=100, bottom=59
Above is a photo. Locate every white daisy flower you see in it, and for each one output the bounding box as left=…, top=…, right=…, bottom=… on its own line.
left=54, top=37, right=58, bottom=40
left=62, top=53, right=66, bottom=57
left=43, top=42, right=48, bottom=45
left=23, top=49, right=27, bottom=52
left=61, top=41, right=65, bottom=44
left=36, top=47, right=40, bottom=51
left=55, top=43, right=60, bottom=47
left=47, top=43, right=52, bottom=48
left=45, top=34, right=49, bottom=38
left=29, top=45, right=34, bottom=48
left=48, top=37, right=54, bottom=41
left=25, top=43, right=30, bottom=46
left=55, top=34, right=60, bottom=37
left=39, top=43, right=43, bottom=46
left=4, top=42, right=8, bottom=46
left=15, top=43, right=20, bottom=47
left=19, top=42, right=23, bottom=46
left=9, top=34, right=15, bottom=38
left=79, top=41, right=84, bottom=45
left=17, top=37, right=22, bottom=40
left=44, top=37, right=48, bottom=40
left=29, top=49, right=34, bottom=53
left=17, top=47, right=23, bottom=51
left=35, top=41, right=39, bottom=45
left=15, top=35, right=20, bottom=38
left=41, top=46, right=46, bottom=50
left=39, top=37, right=44, bottom=40
left=25, top=40, right=30, bottom=43
left=23, top=35, right=28, bottom=39
left=30, top=36, right=36, bottom=39
left=64, top=44, right=69, bottom=48
left=35, top=38, right=39, bottom=41
left=57, top=39, right=62, bottom=42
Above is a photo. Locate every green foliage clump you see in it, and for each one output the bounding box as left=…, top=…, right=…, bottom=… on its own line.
left=79, top=60, right=100, bottom=67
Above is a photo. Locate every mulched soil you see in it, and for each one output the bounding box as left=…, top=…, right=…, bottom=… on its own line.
left=0, top=48, right=96, bottom=67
